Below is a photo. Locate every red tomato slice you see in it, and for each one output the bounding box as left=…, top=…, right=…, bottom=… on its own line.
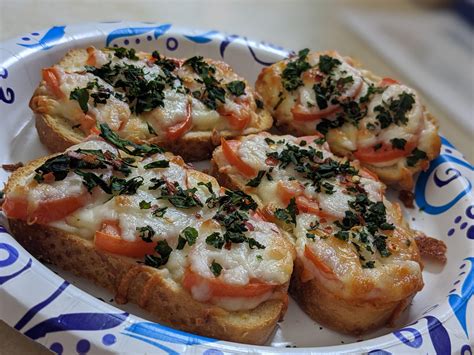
left=3, top=192, right=91, bottom=225
left=183, top=268, right=275, bottom=298
left=217, top=102, right=251, bottom=131
left=354, top=140, right=417, bottom=164
left=277, top=180, right=304, bottom=205
left=220, top=138, right=257, bottom=178
left=166, top=101, right=193, bottom=141
left=291, top=104, right=340, bottom=122
left=2, top=197, right=28, bottom=220
left=380, top=77, right=399, bottom=87
left=42, top=67, right=64, bottom=99
left=95, top=220, right=156, bottom=258
left=296, top=195, right=334, bottom=219
left=304, top=245, right=336, bottom=278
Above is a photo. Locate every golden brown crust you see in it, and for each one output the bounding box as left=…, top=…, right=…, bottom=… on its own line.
left=8, top=219, right=286, bottom=344
left=289, top=258, right=416, bottom=335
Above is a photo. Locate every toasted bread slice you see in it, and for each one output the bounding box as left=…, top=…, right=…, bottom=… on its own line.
left=3, top=130, right=294, bottom=344
left=211, top=133, right=424, bottom=334
left=30, top=47, right=272, bottom=161
left=255, top=50, right=441, bottom=189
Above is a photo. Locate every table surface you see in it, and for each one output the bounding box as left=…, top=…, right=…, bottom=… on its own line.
left=0, top=0, right=472, bottom=353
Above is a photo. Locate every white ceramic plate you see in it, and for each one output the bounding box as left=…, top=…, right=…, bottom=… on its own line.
left=0, top=21, right=472, bottom=354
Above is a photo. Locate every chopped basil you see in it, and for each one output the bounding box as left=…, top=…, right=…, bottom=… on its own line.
left=70, top=87, right=89, bottom=113
left=318, top=55, right=341, bottom=74
left=226, top=80, right=246, bottom=96
left=306, top=233, right=316, bottom=241
left=205, top=232, right=225, bottom=249
left=374, top=143, right=383, bottom=151
left=406, top=148, right=427, bottom=167
left=374, top=92, right=415, bottom=128
left=362, top=260, right=375, bottom=268
left=176, top=226, right=198, bottom=250
left=274, top=198, right=298, bottom=225
left=246, top=170, right=266, bottom=187
left=144, top=160, right=170, bottom=169
left=281, top=48, right=311, bottom=91
left=136, top=225, right=155, bottom=242
left=111, top=47, right=139, bottom=60
left=99, top=123, right=163, bottom=157
left=210, top=260, right=223, bottom=277
left=157, top=182, right=203, bottom=209
left=256, top=98, right=264, bottom=109
left=391, top=138, right=407, bottom=150
left=152, top=206, right=167, bottom=218
left=139, top=200, right=152, bottom=209
left=144, top=240, right=172, bottom=268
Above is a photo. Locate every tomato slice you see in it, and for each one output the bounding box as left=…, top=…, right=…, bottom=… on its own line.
left=95, top=220, right=156, bottom=258
left=217, top=102, right=251, bottom=131
left=3, top=192, right=91, bottom=225
left=220, top=138, right=257, bottom=178
left=166, top=101, right=193, bottom=141
left=291, top=104, right=340, bottom=122
left=304, top=245, right=336, bottom=278
left=354, top=140, right=417, bottom=164
left=277, top=180, right=304, bottom=205
left=380, top=77, right=399, bottom=87
left=2, top=197, right=28, bottom=220
left=42, top=67, right=64, bottom=99
left=183, top=268, right=275, bottom=298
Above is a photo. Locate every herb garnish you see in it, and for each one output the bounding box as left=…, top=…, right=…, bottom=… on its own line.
left=110, top=47, right=139, bottom=60
left=281, top=48, right=311, bottom=91
left=70, top=87, right=89, bottom=113
left=144, top=160, right=170, bottom=169
left=246, top=170, right=266, bottom=187
left=390, top=138, right=407, bottom=150
left=274, top=198, right=298, bottom=225
left=210, top=260, right=223, bottom=277
left=374, top=92, right=415, bottom=128
left=144, top=240, right=173, bottom=268
left=176, top=226, right=198, bottom=250
left=136, top=225, right=155, bottom=242
left=205, top=232, right=225, bottom=249
left=406, top=148, right=427, bottom=167
left=226, top=81, right=246, bottom=96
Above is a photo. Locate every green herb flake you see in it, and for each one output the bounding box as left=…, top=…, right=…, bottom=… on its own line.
left=70, top=87, right=89, bottom=113
left=210, top=260, right=223, bottom=277
left=139, top=200, right=152, bottom=209
left=226, top=80, right=246, bottom=96
left=406, top=148, right=427, bottom=167
left=390, top=138, right=407, bottom=150
left=176, top=226, right=198, bottom=250
left=144, top=240, right=173, bottom=268
left=274, top=198, right=298, bottom=225
left=136, top=225, right=155, bottom=242
left=205, top=232, right=225, bottom=249
left=144, top=160, right=170, bottom=169
left=246, top=170, right=266, bottom=187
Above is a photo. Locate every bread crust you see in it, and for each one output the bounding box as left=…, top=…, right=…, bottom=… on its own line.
left=8, top=220, right=287, bottom=344
left=289, top=258, right=415, bottom=335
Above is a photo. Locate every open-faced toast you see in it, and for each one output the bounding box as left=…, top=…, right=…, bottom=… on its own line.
left=30, top=47, right=272, bottom=161
left=3, top=125, right=295, bottom=345
left=211, top=133, right=424, bottom=334
left=255, top=50, right=441, bottom=189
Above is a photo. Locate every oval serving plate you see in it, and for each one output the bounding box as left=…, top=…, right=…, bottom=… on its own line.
left=0, top=21, right=472, bottom=354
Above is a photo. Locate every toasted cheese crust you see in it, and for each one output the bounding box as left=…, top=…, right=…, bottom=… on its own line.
left=255, top=50, right=441, bottom=189
left=211, top=133, right=424, bottom=334
left=30, top=47, right=272, bottom=161
left=4, top=131, right=294, bottom=316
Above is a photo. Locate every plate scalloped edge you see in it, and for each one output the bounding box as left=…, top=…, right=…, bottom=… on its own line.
left=0, top=21, right=472, bottom=354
